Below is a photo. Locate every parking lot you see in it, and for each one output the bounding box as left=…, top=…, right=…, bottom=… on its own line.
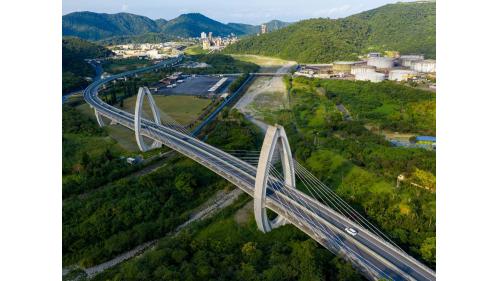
left=157, top=75, right=235, bottom=96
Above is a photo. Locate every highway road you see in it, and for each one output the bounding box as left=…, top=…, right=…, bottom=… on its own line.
left=83, top=55, right=436, bottom=281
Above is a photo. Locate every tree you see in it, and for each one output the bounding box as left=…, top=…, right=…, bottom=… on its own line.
left=420, top=237, right=436, bottom=264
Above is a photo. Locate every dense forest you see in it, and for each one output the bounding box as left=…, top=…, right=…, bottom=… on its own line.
left=224, top=2, right=435, bottom=62
left=91, top=196, right=364, bottom=281
left=62, top=37, right=112, bottom=94
left=62, top=105, right=138, bottom=198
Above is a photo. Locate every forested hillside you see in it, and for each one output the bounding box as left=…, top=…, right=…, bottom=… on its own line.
left=63, top=12, right=159, bottom=41
left=224, top=2, right=435, bottom=63
left=62, top=37, right=112, bottom=94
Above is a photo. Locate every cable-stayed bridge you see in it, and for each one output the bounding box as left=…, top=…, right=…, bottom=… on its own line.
left=84, top=56, right=436, bottom=281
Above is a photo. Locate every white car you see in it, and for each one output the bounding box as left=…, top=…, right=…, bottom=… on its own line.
left=345, top=227, right=358, bottom=236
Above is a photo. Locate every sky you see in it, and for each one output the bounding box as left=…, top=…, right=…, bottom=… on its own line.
left=62, top=0, right=414, bottom=25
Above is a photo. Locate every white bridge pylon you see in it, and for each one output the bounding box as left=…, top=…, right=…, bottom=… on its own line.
left=254, top=125, right=296, bottom=233
left=134, top=87, right=162, bottom=151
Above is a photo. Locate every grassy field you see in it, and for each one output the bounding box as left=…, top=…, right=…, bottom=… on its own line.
left=120, top=95, right=212, bottom=125
left=229, top=54, right=295, bottom=72
left=184, top=45, right=208, bottom=55
left=76, top=95, right=212, bottom=152
left=103, top=58, right=153, bottom=74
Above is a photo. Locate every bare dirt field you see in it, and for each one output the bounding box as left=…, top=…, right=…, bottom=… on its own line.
left=233, top=61, right=294, bottom=129
left=234, top=200, right=254, bottom=225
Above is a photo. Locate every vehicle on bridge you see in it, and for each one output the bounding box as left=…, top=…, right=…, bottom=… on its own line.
left=345, top=227, right=358, bottom=236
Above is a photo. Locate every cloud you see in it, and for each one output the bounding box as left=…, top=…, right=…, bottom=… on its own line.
left=121, top=4, right=128, bottom=12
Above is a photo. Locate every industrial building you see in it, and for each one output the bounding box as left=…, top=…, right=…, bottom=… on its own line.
left=351, top=65, right=376, bottom=76
left=355, top=72, right=386, bottom=83
left=367, top=57, right=394, bottom=69
left=410, top=59, right=436, bottom=73
left=388, top=69, right=417, bottom=81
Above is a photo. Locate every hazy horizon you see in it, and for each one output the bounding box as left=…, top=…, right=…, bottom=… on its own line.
left=62, top=0, right=416, bottom=25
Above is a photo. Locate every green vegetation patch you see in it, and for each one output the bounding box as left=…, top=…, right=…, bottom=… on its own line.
left=62, top=105, right=137, bottom=198
left=62, top=37, right=112, bottom=94
left=180, top=54, right=259, bottom=74
left=102, top=58, right=153, bottom=74
left=294, top=77, right=436, bottom=135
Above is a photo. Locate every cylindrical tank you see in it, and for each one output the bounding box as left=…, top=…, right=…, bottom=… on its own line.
left=332, top=61, right=363, bottom=73
left=351, top=65, right=376, bottom=75
left=410, top=59, right=436, bottom=73
left=388, top=70, right=417, bottom=81
left=355, top=72, right=386, bottom=83
left=399, top=55, right=425, bottom=67
left=367, top=57, right=394, bottom=69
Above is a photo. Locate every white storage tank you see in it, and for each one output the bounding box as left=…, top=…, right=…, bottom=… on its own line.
left=388, top=70, right=417, bottom=81
left=367, top=57, right=394, bottom=69
left=355, top=72, right=386, bottom=83
left=351, top=65, right=376, bottom=75
left=411, top=59, right=436, bottom=73
left=399, top=55, right=425, bottom=67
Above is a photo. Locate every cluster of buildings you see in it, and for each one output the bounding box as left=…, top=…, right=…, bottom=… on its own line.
left=259, top=24, right=268, bottom=35
left=296, top=51, right=436, bottom=84
left=109, top=42, right=184, bottom=59
left=200, top=32, right=239, bottom=50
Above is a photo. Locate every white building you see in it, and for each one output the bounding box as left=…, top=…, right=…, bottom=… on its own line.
left=201, top=32, right=207, bottom=39
left=388, top=69, right=417, bottom=81
left=355, top=72, right=386, bottom=83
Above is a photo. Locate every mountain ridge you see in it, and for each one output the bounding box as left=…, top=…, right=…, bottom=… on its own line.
left=62, top=12, right=290, bottom=41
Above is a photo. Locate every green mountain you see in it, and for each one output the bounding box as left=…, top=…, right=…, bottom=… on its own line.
left=62, top=12, right=159, bottom=41
left=62, top=37, right=113, bottom=94
left=224, top=1, right=435, bottom=63
left=158, top=13, right=239, bottom=37
left=63, top=12, right=290, bottom=41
